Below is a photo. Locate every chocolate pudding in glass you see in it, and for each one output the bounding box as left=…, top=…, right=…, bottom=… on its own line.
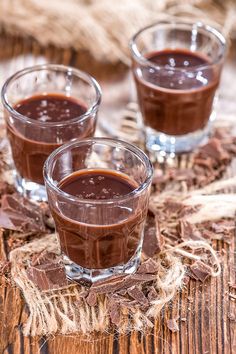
left=130, top=21, right=226, bottom=154
left=1, top=64, right=101, bottom=201
left=44, top=138, right=153, bottom=282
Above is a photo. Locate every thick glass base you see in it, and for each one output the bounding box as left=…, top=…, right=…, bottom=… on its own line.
left=63, top=246, right=142, bottom=283
left=14, top=171, right=47, bottom=201
left=146, top=118, right=213, bottom=156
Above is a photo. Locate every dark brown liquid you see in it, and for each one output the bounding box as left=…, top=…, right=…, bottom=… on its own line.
left=51, top=169, right=147, bottom=269
left=6, top=93, right=94, bottom=185
left=60, top=169, right=135, bottom=200
left=14, top=93, right=87, bottom=123
left=134, top=49, right=220, bottom=136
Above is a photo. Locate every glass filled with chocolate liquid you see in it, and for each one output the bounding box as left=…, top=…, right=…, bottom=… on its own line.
left=44, top=137, right=153, bottom=282
left=130, top=20, right=226, bottom=154
left=1, top=64, right=101, bottom=201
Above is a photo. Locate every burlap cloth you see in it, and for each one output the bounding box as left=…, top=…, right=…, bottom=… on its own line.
left=0, top=0, right=235, bottom=64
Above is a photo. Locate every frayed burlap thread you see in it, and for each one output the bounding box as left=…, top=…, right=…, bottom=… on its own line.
left=9, top=233, right=220, bottom=336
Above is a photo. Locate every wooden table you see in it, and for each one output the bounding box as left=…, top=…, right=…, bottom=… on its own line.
left=0, top=33, right=236, bottom=354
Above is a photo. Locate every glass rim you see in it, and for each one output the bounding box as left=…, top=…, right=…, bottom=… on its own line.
left=1, top=64, right=102, bottom=127
left=43, top=137, right=153, bottom=205
left=129, top=20, right=227, bottom=72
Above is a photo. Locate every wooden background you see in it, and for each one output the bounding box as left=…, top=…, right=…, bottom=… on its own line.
left=0, top=32, right=235, bottom=354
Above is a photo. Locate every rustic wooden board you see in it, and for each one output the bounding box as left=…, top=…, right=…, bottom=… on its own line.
left=0, top=33, right=235, bottom=354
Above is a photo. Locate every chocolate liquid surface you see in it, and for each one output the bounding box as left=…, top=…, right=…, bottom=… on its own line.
left=52, top=169, right=146, bottom=269
left=14, top=93, right=87, bottom=123
left=7, top=93, right=90, bottom=185
left=134, top=48, right=219, bottom=136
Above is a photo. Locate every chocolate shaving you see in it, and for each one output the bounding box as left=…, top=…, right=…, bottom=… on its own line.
left=166, top=318, right=179, bottom=332
left=0, top=194, right=46, bottom=233
left=137, top=258, right=159, bottom=274
left=147, top=286, right=158, bottom=302
left=127, top=286, right=149, bottom=307
left=27, top=252, right=67, bottom=291
left=179, top=220, right=203, bottom=241
left=86, top=292, right=97, bottom=307
left=189, top=261, right=212, bottom=282
left=107, top=298, right=121, bottom=325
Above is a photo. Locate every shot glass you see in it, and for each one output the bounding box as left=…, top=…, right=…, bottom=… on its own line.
left=44, top=137, right=153, bottom=282
left=130, top=20, right=226, bottom=154
left=1, top=64, right=101, bottom=201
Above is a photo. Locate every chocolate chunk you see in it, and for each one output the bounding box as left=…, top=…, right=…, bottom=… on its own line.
left=143, top=217, right=164, bottom=257
left=0, top=194, right=45, bottom=233
left=179, top=220, right=203, bottom=241
left=137, top=258, right=159, bottom=274
left=166, top=318, right=179, bottom=332
left=147, top=286, right=158, bottom=302
left=27, top=252, right=67, bottom=291
left=107, top=298, right=120, bottom=325
left=90, top=274, right=127, bottom=294
left=91, top=273, right=156, bottom=294
left=199, top=138, right=230, bottom=162
left=86, top=292, right=97, bottom=307
left=189, top=261, right=212, bottom=282
left=127, top=286, right=149, bottom=306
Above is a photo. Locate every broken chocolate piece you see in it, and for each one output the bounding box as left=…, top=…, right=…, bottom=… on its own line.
left=127, top=286, right=149, bottom=306
left=179, top=220, right=203, bottom=241
left=166, top=318, right=179, bottom=332
left=86, top=292, right=97, bottom=307
left=0, top=194, right=45, bottom=233
left=27, top=252, right=67, bottom=291
left=91, top=273, right=156, bottom=294
left=199, top=138, right=229, bottom=162
left=189, top=260, right=212, bottom=282
left=107, top=298, right=120, bottom=325
left=147, top=286, right=158, bottom=302
left=137, top=258, right=159, bottom=274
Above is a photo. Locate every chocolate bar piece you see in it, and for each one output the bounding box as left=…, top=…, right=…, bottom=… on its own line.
left=27, top=252, right=67, bottom=291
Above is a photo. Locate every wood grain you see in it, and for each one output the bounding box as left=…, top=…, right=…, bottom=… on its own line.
left=0, top=32, right=235, bottom=354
